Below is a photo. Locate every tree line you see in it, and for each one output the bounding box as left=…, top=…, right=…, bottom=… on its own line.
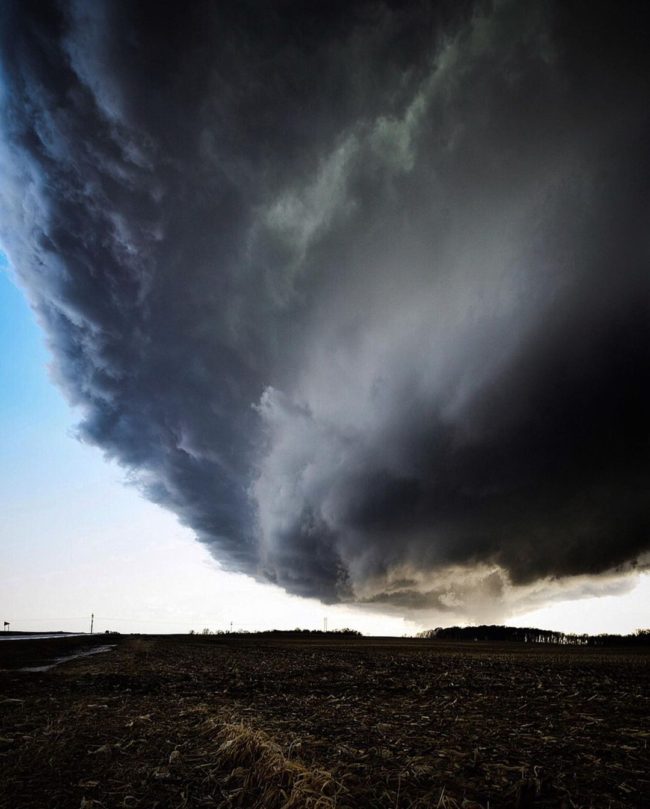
left=417, top=625, right=650, bottom=646
left=190, top=628, right=363, bottom=637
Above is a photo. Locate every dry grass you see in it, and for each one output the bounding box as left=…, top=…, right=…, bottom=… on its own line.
left=207, top=721, right=347, bottom=808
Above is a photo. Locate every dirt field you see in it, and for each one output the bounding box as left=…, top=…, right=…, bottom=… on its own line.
left=0, top=635, right=648, bottom=808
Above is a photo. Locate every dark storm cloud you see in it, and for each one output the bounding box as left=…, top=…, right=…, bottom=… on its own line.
left=0, top=0, right=647, bottom=618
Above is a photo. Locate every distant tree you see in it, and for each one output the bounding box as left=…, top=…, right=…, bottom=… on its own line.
left=417, top=624, right=647, bottom=646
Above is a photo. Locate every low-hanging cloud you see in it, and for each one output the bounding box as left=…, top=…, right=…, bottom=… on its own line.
left=1, top=0, right=648, bottom=621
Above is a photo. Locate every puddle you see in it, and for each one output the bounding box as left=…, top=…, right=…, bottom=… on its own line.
left=19, top=644, right=116, bottom=672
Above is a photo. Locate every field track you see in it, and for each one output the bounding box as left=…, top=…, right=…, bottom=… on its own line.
left=1, top=635, right=648, bottom=808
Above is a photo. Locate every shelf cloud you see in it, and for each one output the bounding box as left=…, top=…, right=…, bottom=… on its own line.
left=1, top=0, right=648, bottom=620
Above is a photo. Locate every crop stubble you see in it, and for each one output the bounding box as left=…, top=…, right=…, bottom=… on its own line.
left=0, top=636, right=648, bottom=808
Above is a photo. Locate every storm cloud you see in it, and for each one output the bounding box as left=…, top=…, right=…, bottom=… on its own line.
left=1, top=0, right=648, bottom=619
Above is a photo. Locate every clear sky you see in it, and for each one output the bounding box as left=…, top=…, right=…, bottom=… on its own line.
left=1, top=255, right=647, bottom=636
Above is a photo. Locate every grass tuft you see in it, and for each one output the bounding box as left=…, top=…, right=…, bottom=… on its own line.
left=207, top=721, right=348, bottom=808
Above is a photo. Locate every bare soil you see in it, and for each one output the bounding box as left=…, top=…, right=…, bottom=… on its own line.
left=0, top=635, right=648, bottom=808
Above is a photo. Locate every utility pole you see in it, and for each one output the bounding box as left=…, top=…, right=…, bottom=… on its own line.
left=90, top=613, right=94, bottom=634
left=323, top=616, right=328, bottom=633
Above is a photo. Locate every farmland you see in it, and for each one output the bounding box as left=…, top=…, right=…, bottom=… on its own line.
left=0, top=635, right=648, bottom=808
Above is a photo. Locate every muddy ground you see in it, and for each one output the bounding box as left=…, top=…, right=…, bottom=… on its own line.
left=0, top=635, right=648, bottom=808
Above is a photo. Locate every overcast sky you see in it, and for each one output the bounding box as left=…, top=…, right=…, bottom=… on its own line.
left=1, top=1, right=648, bottom=635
